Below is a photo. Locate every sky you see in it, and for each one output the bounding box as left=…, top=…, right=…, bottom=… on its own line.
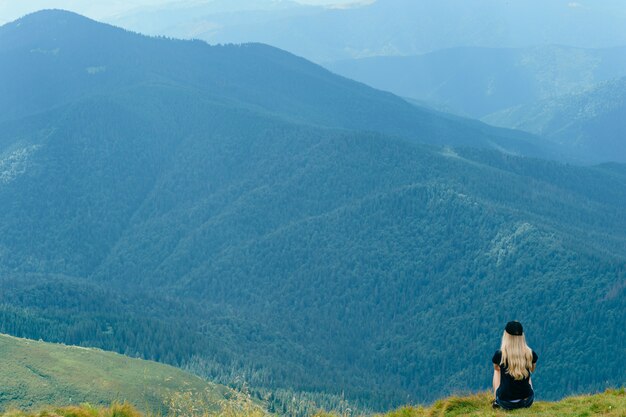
left=0, top=0, right=367, bottom=25
left=3, top=0, right=625, bottom=61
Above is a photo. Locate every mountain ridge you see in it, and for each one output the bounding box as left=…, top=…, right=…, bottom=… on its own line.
left=0, top=9, right=555, bottom=159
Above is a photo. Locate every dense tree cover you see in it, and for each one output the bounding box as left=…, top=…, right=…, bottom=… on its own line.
left=0, top=10, right=624, bottom=414
left=0, top=10, right=552, bottom=157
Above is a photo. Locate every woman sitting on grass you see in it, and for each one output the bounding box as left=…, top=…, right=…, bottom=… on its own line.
left=492, top=321, right=538, bottom=410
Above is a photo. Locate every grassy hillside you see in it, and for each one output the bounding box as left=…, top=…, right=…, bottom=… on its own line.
left=2, top=390, right=624, bottom=417
left=374, top=390, right=626, bottom=417
left=0, top=334, right=230, bottom=414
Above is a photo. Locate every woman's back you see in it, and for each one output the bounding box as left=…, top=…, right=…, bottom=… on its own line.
left=492, top=321, right=538, bottom=410
left=492, top=349, right=538, bottom=401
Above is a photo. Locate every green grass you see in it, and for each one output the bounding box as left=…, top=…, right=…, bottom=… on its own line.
left=0, top=334, right=230, bottom=414
left=370, top=390, right=626, bottom=417
left=1, top=403, right=143, bottom=417
left=2, top=390, right=624, bottom=417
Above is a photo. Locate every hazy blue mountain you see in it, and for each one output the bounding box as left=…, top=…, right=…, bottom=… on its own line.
left=327, top=46, right=626, bottom=119
left=484, top=77, right=626, bottom=163
left=108, top=0, right=626, bottom=62
left=1, top=10, right=625, bottom=414
left=0, top=9, right=553, bottom=157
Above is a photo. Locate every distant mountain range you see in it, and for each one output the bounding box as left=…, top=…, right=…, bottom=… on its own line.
left=106, top=0, right=626, bottom=62
left=0, top=10, right=625, bottom=413
left=0, top=10, right=552, bottom=156
left=484, top=77, right=626, bottom=163
left=327, top=46, right=626, bottom=119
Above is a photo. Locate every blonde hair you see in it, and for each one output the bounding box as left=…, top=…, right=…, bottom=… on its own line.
left=500, top=330, right=534, bottom=380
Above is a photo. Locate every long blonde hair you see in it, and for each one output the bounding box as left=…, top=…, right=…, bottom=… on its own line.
left=500, top=331, right=534, bottom=380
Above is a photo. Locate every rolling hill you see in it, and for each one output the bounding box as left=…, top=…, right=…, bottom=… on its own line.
left=484, top=77, right=626, bottom=163
left=0, top=333, right=230, bottom=414
left=0, top=9, right=624, bottom=414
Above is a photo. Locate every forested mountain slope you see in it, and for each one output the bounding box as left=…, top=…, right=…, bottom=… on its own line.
left=484, top=77, right=626, bottom=163
left=0, top=9, right=549, bottom=157
left=0, top=10, right=624, bottom=414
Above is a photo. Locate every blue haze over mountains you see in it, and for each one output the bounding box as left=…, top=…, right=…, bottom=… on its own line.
left=0, top=2, right=625, bottom=416
left=107, top=0, right=626, bottom=61
left=106, top=0, right=626, bottom=162
left=484, top=77, right=626, bottom=163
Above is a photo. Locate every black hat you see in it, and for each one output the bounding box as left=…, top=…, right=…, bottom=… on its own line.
left=505, top=321, right=523, bottom=336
